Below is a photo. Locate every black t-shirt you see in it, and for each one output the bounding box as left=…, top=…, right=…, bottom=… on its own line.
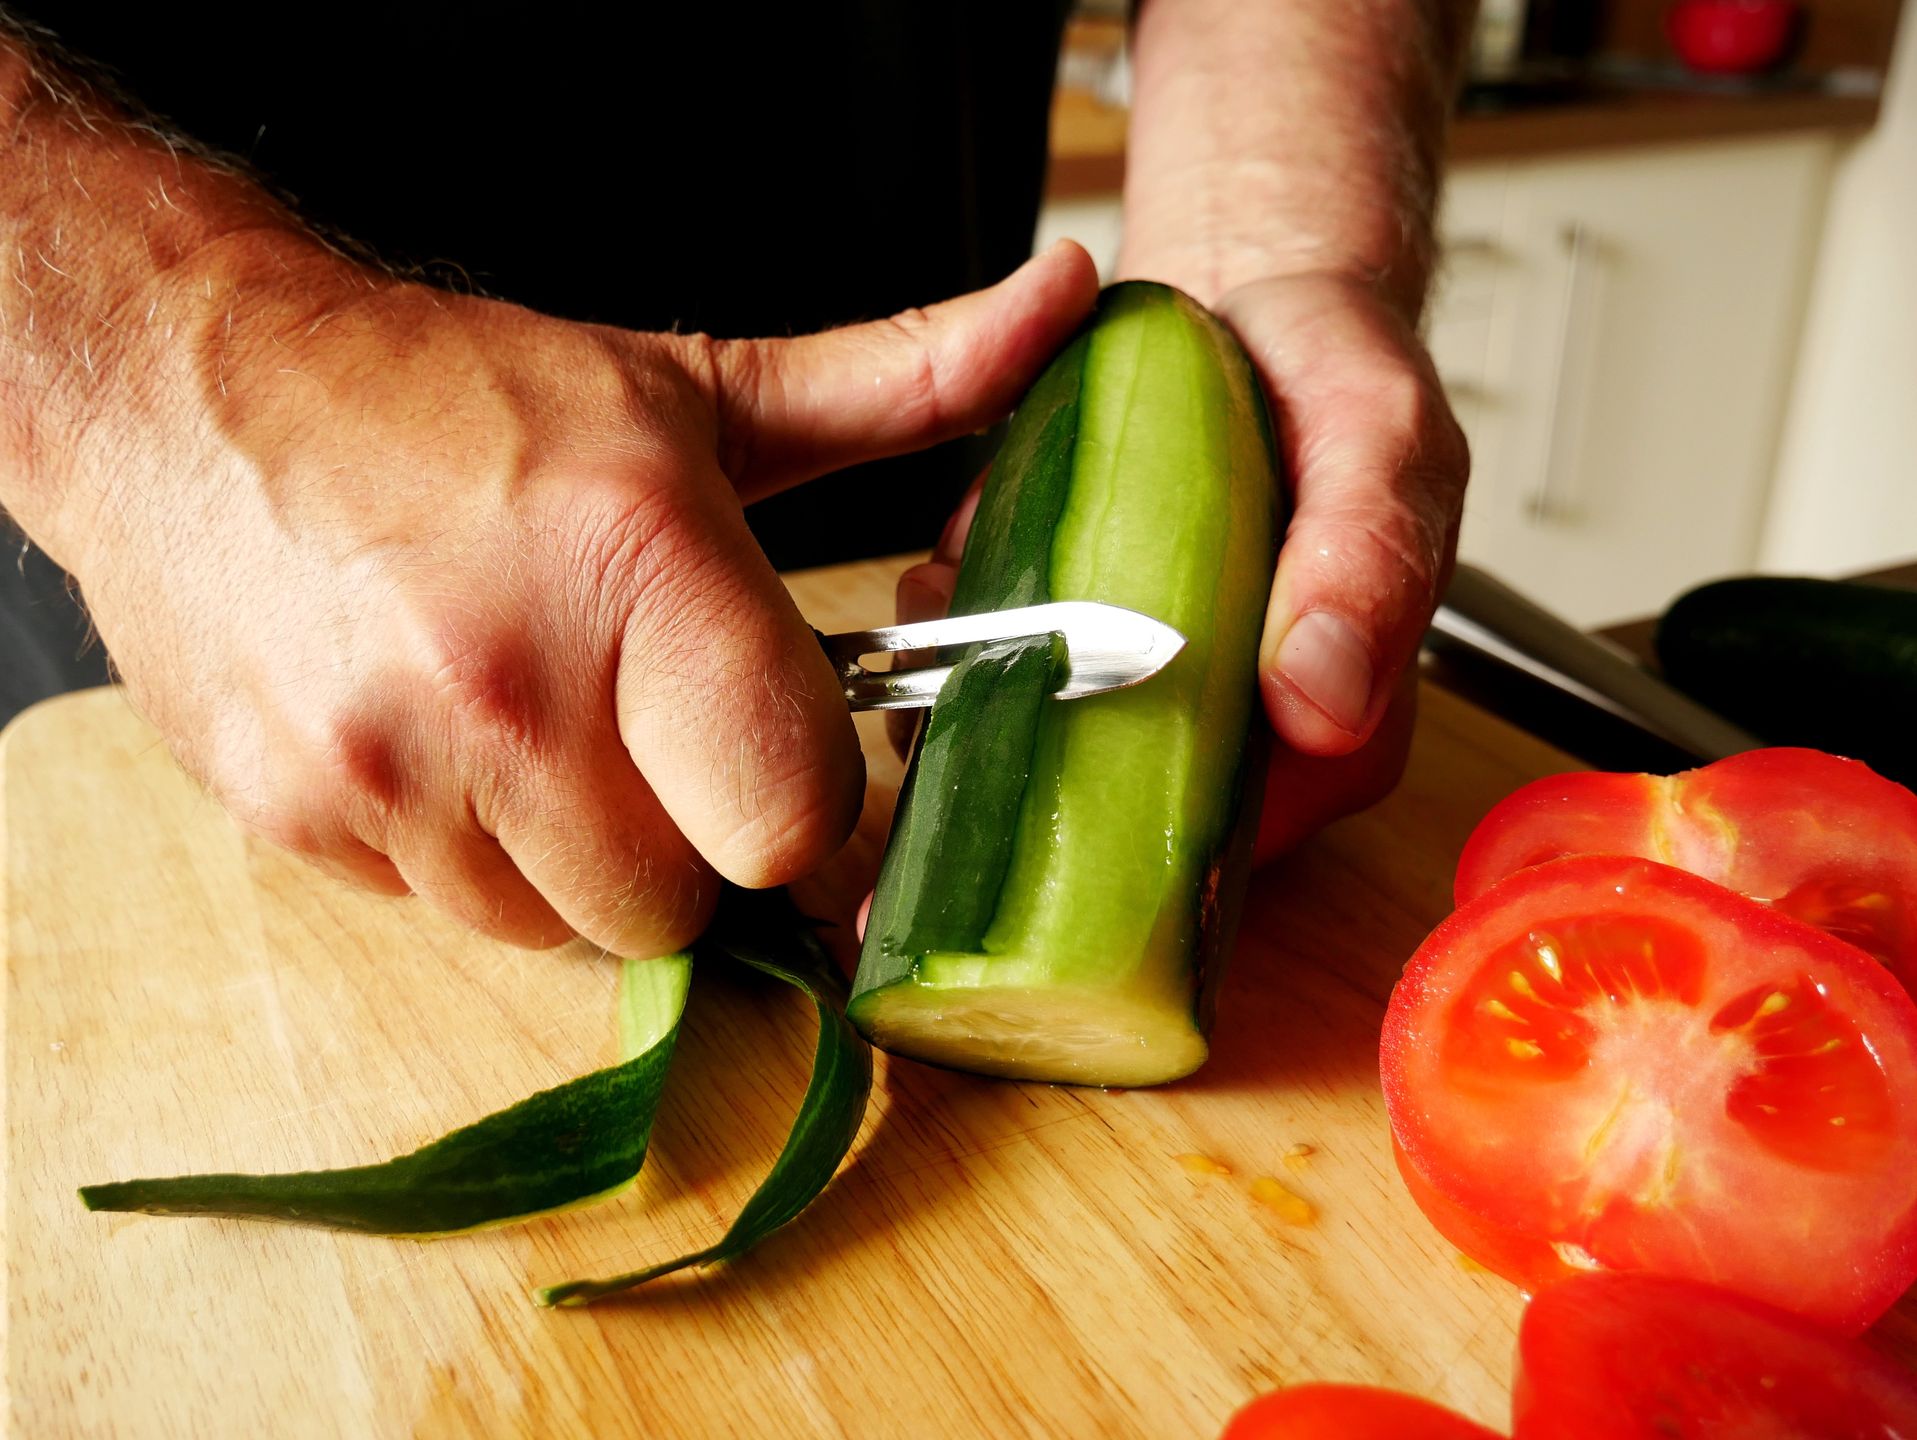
left=21, top=2, right=1071, bottom=566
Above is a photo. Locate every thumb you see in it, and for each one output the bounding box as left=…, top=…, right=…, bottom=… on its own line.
left=1215, top=275, right=1467, bottom=758
left=696, top=240, right=1099, bottom=501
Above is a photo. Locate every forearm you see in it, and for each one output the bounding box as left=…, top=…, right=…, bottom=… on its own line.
left=1119, top=0, right=1475, bottom=317
left=0, top=22, right=354, bottom=569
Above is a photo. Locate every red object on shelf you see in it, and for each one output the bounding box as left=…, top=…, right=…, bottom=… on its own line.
left=1667, top=0, right=1801, bottom=74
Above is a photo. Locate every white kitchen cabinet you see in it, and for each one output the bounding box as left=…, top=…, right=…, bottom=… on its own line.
left=1434, top=136, right=1836, bottom=626
left=1036, top=133, right=1838, bottom=629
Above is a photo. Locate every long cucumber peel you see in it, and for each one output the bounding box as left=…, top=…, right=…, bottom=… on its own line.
left=536, top=887, right=873, bottom=1305
left=850, top=282, right=1283, bottom=1088
left=80, top=888, right=873, bottom=1306
left=79, top=951, right=693, bottom=1236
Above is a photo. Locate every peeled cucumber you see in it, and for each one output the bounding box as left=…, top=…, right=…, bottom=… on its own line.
left=849, top=282, right=1282, bottom=1086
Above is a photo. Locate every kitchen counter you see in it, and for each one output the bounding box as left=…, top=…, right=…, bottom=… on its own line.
left=1424, top=560, right=1917, bottom=775
left=1048, top=85, right=1882, bottom=198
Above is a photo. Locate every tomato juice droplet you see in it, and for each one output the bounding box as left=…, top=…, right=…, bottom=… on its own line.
left=1251, top=1177, right=1316, bottom=1226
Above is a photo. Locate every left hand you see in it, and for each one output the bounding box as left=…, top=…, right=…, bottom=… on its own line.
left=893, top=271, right=1468, bottom=862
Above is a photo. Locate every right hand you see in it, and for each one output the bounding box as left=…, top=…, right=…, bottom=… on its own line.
left=57, top=239, right=1098, bottom=955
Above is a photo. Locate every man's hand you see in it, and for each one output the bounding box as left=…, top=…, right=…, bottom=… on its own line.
left=891, top=270, right=1464, bottom=861
left=65, top=244, right=1095, bottom=955
left=1110, top=0, right=1474, bottom=854
left=1214, top=271, right=1466, bottom=856
left=894, top=0, right=1474, bottom=859
left=108, top=244, right=1096, bottom=953
left=0, top=23, right=1101, bottom=961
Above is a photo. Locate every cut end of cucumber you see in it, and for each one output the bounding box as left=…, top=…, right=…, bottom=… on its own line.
left=848, top=983, right=1208, bottom=1088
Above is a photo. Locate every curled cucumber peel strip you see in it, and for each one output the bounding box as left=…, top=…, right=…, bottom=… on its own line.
left=79, top=887, right=873, bottom=1307
left=78, top=951, right=693, bottom=1237
left=537, top=888, right=873, bottom=1305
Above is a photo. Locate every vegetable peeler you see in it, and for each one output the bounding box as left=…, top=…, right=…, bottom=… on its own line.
left=817, top=601, right=1187, bottom=712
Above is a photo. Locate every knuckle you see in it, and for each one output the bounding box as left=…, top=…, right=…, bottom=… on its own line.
left=571, top=480, right=719, bottom=644
left=391, top=600, right=548, bottom=756
left=501, top=788, right=717, bottom=957
left=709, top=751, right=862, bottom=889
left=1370, top=360, right=1431, bottom=435
left=700, top=334, right=765, bottom=480
left=187, top=709, right=386, bottom=867
left=1360, top=510, right=1446, bottom=607
left=1375, top=363, right=1471, bottom=504
left=593, top=851, right=717, bottom=957
left=1296, top=510, right=1446, bottom=623
left=315, top=713, right=406, bottom=811
left=452, top=892, right=570, bottom=950
left=382, top=825, right=566, bottom=946
left=888, top=303, right=935, bottom=334
left=232, top=794, right=335, bottom=863
left=1294, top=402, right=1465, bottom=622
left=241, top=810, right=323, bottom=859
left=872, top=309, right=945, bottom=432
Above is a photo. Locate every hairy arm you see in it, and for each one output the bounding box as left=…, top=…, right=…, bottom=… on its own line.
left=0, top=21, right=354, bottom=568
left=1121, top=0, right=1474, bottom=317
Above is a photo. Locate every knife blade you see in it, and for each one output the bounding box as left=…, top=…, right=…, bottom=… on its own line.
left=818, top=601, right=1187, bottom=712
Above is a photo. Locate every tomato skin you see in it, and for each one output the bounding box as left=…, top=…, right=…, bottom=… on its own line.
left=1453, top=749, right=1917, bottom=993
left=1392, top=1138, right=1574, bottom=1295
left=1512, top=1273, right=1917, bottom=1439
left=1221, top=1384, right=1502, bottom=1440
left=1384, top=854, right=1917, bottom=1332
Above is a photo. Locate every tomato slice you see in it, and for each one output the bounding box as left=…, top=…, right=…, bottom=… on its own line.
left=1392, top=1137, right=1573, bottom=1293
left=1383, top=854, right=1917, bottom=1332
left=1453, top=749, right=1917, bottom=993
left=1513, top=1273, right=1917, bottom=1439
left=1221, top=1385, right=1500, bottom=1439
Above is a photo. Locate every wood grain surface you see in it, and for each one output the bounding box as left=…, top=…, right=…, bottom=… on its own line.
left=2, top=555, right=1652, bottom=1438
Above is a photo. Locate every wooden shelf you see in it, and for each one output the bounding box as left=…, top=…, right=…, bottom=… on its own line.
left=1047, top=87, right=1882, bottom=198
left=1450, top=88, right=1881, bottom=162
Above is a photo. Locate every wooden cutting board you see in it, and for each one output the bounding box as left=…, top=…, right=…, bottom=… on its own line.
left=3, top=556, right=1600, bottom=1438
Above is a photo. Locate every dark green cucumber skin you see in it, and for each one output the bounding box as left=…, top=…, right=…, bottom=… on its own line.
left=864, top=634, right=1062, bottom=975
left=851, top=280, right=1284, bottom=1057
left=858, top=328, right=1090, bottom=972
left=1656, top=577, right=1917, bottom=789
left=1190, top=723, right=1272, bottom=1037
left=79, top=1017, right=678, bottom=1234
left=948, top=331, right=1089, bottom=617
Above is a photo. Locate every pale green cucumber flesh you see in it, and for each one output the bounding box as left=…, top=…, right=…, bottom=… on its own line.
left=850, top=981, right=1208, bottom=1088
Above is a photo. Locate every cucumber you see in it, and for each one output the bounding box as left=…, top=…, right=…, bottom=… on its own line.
left=82, top=887, right=875, bottom=1306
left=848, top=282, right=1282, bottom=1087
left=1656, top=576, right=1917, bottom=789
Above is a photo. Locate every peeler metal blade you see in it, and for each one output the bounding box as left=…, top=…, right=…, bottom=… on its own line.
left=819, top=601, right=1187, bottom=712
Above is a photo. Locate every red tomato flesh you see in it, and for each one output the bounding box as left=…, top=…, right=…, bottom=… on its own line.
left=1513, top=1272, right=1917, bottom=1439
left=1453, top=749, right=1917, bottom=993
left=1383, top=854, right=1917, bottom=1332
left=1393, top=1137, right=1574, bottom=1292
left=1222, top=1384, right=1501, bottom=1440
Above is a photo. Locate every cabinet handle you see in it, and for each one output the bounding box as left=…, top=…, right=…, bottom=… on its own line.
left=1530, top=221, right=1596, bottom=524
left=1442, top=235, right=1501, bottom=261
